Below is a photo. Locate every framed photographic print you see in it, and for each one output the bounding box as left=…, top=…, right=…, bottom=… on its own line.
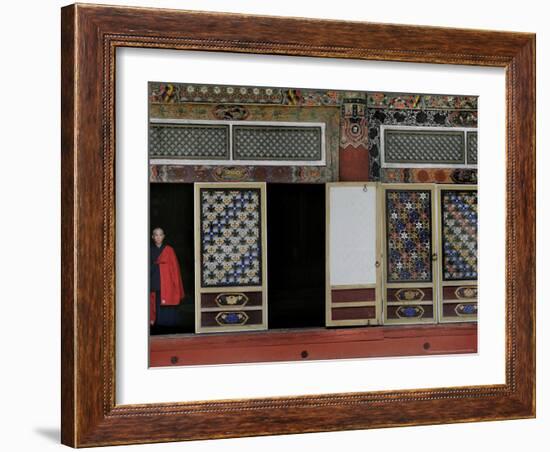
left=146, top=81, right=480, bottom=366
left=61, top=3, right=535, bottom=447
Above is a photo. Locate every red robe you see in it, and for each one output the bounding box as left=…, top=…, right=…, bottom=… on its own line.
left=150, top=245, right=185, bottom=325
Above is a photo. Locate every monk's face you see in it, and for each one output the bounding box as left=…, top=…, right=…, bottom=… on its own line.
left=152, top=229, right=165, bottom=246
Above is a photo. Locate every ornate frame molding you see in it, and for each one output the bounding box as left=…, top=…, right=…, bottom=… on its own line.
left=61, top=4, right=535, bottom=447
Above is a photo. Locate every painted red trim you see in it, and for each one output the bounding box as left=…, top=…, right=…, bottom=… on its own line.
left=339, top=145, right=370, bottom=181
left=149, top=324, right=477, bottom=367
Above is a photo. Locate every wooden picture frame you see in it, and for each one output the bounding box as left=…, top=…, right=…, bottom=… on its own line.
left=61, top=3, right=535, bottom=447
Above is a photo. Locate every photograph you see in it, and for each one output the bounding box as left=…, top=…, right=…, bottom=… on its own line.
left=147, top=82, right=479, bottom=366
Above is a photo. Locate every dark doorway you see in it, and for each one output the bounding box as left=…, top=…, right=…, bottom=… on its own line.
left=266, top=184, right=326, bottom=329
left=149, top=183, right=195, bottom=335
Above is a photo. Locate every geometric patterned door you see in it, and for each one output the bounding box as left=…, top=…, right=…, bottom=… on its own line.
left=381, top=184, right=439, bottom=325
left=436, top=185, right=478, bottom=323
left=194, top=182, right=268, bottom=333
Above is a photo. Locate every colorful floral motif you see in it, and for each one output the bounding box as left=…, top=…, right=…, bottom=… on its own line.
left=215, top=311, right=249, bottom=325
left=396, top=305, right=425, bottom=319
left=368, top=93, right=477, bottom=110
left=441, top=190, right=478, bottom=280
left=150, top=83, right=477, bottom=110
left=455, top=286, right=477, bottom=299
left=368, top=93, right=422, bottom=109
left=366, top=108, right=478, bottom=180
left=341, top=117, right=369, bottom=148
left=177, top=84, right=284, bottom=104
left=423, top=95, right=478, bottom=110
left=395, top=288, right=425, bottom=302
left=200, top=188, right=262, bottom=287
left=455, top=303, right=477, bottom=316
left=283, top=89, right=342, bottom=106
left=212, top=105, right=250, bottom=120
left=340, top=101, right=369, bottom=148
left=150, top=83, right=180, bottom=103
left=149, top=82, right=478, bottom=182
left=386, top=190, right=432, bottom=282
left=149, top=164, right=331, bottom=184
left=381, top=168, right=477, bottom=184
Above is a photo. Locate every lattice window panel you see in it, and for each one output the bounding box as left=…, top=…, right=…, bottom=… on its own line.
left=467, top=131, right=478, bottom=164
left=233, top=125, right=322, bottom=161
left=149, top=124, right=230, bottom=159
left=384, top=129, right=465, bottom=164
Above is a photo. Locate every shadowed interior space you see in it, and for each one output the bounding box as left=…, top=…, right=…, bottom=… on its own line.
left=266, top=183, right=325, bottom=329
left=149, top=183, right=195, bottom=335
